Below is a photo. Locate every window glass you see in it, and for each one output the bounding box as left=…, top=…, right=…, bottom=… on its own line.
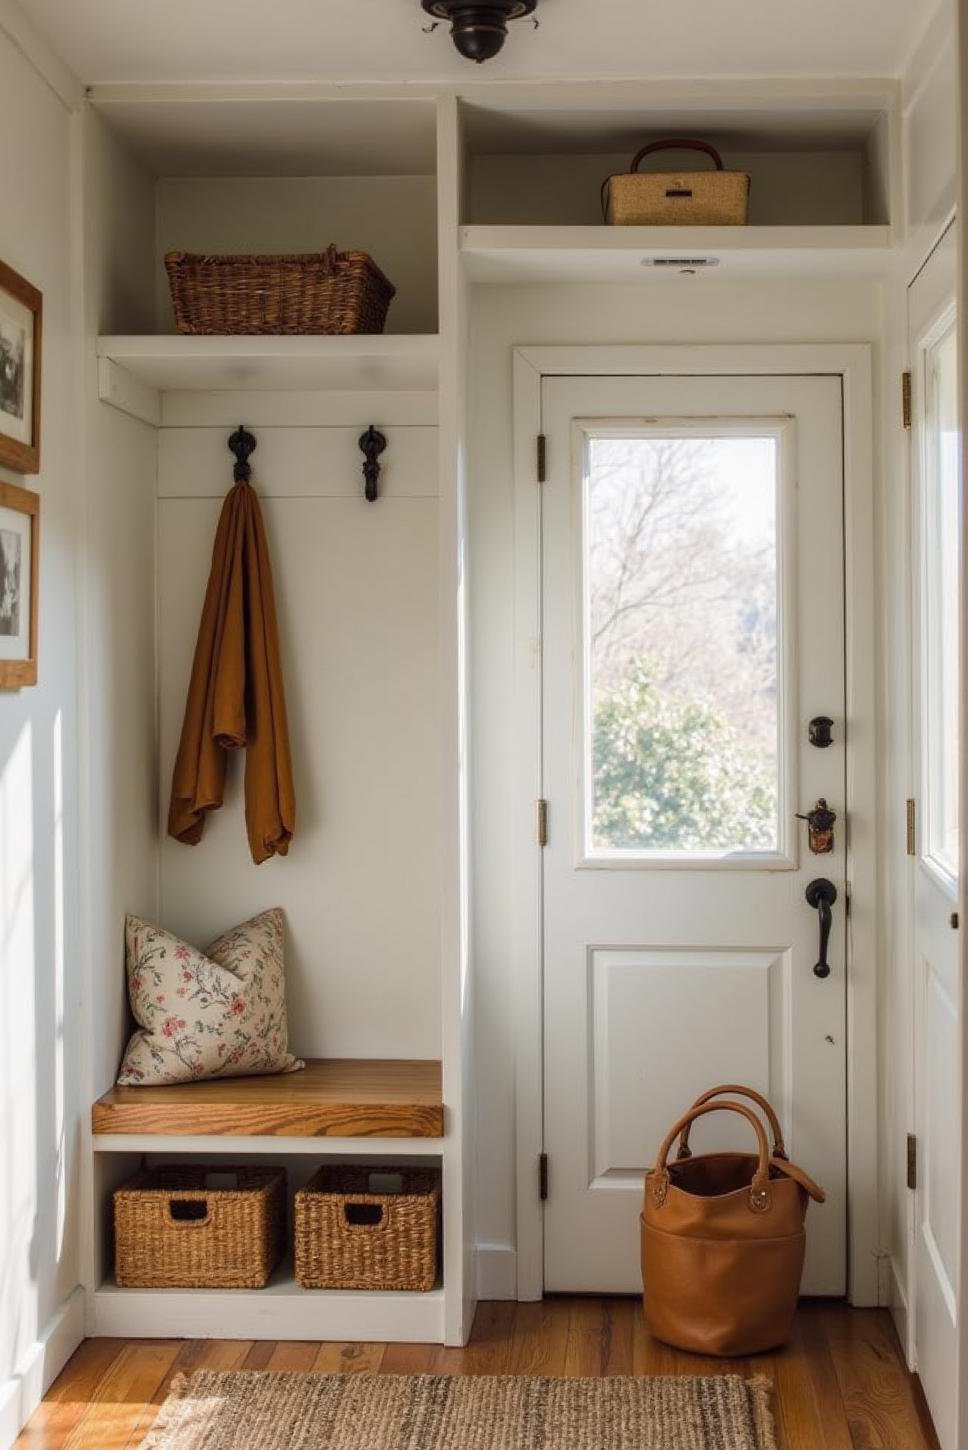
left=584, top=433, right=780, bottom=856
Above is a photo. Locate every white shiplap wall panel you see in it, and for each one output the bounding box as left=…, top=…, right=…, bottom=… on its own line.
left=157, top=485, right=441, bottom=1061
left=158, top=425, right=439, bottom=499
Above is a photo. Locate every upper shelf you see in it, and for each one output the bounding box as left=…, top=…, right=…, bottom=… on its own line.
left=97, top=333, right=440, bottom=397
left=92, top=1057, right=444, bottom=1139
left=460, top=225, right=895, bottom=283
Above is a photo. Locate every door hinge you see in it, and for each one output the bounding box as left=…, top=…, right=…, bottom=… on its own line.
left=906, top=1133, right=917, bottom=1191
left=906, top=798, right=917, bottom=856
left=901, top=370, right=912, bottom=430
left=539, top=1152, right=549, bottom=1201
left=535, top=798, right=548, bottom=847
left=537, top=434, right=547, bottom=483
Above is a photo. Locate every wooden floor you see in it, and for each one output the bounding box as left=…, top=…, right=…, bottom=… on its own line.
left=15, top=1299, right=939, bottom=1449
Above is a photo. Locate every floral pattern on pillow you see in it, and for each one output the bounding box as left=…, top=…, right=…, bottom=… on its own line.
left=117, top=907, right=305, bottom=1085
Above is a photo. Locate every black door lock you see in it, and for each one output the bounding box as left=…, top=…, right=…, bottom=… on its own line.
left=809, top=716, right=834, bottom=748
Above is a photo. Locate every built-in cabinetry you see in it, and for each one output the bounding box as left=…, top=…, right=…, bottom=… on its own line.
left=83, top=79, right=902, bottom=1348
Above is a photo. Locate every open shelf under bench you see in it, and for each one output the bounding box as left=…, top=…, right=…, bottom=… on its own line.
left=91, top=1273, right=446, bottom=1341
left=92, top=1058, right=444, bottom=1141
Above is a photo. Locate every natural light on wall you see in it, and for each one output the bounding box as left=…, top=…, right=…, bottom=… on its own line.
left=922, top=319, right=960, bottom=883
left=0, top=720, right=36, bottom=1379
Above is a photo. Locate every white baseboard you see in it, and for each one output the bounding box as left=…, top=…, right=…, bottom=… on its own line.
left=888, top=1255, right=911, bottom=1368
left=475, top=1244, right=518, bottom=1300
left=0, top=1287, right=85, bottom=1450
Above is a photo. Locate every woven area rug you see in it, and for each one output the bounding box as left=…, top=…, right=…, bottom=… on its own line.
left=142, top=1371, right=776, bottom=1450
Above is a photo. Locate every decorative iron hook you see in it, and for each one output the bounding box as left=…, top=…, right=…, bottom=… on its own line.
left=228, top=425, right=257, bottom=482
left=359, top=425, right=387, bottom=503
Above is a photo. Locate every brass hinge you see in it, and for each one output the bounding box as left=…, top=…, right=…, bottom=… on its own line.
left=537, top=434, right=547, bottom=483
left=906, top=1133, right=917, bottom=1191
left=536, top=798, right=548, bottom=847
left=539, top=1152, right=549, bottom=1201
left=906, top=798, right=917, bottom=856
left=902, top=370, right=912, bottom=430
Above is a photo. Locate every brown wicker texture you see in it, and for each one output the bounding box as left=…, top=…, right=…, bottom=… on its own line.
left=165, top=246, right=396, bottom=335
left=114, top=1166, right=286, bottom=1289
left=294, top=1165, right=440, bottom=1291
left=604, top=139, right=750, bottom=226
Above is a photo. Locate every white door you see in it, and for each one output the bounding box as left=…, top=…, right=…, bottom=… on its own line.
left=908, top=224, right=960, bottom=1450
left=541, top=372, right=848, bottom=1295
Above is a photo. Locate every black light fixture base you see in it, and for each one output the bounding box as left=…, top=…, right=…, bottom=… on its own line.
left=422, top=0, right=537, bottom=63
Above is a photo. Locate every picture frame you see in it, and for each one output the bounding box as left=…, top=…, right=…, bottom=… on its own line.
left=0, top=480, right=39, bottom=687
left=0, top=258, right=42, bottom=474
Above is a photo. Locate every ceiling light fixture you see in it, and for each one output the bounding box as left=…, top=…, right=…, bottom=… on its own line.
left=421, top=1, right=538, bottom=64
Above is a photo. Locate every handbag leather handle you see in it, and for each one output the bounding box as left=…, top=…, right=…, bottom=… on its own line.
left=677, top=1084, right=787, bottom=1161
left=629, top=138, right=726, bottom=173
left=651, top=1100, right=773, bottom=1213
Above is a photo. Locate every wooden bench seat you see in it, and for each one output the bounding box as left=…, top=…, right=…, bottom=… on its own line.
left=92, top=1058, right=443, bottom=1138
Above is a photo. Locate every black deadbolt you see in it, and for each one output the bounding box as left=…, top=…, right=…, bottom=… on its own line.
left=809, top=716, right=834, bottom=748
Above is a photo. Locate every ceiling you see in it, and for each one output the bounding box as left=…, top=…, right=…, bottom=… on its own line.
left=19, top=0, right=934, bottom=86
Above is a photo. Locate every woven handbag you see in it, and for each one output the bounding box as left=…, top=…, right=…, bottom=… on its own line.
left=641, top=1091, right=825, bottom=1356
left=602, top=139, right=750, bottom=226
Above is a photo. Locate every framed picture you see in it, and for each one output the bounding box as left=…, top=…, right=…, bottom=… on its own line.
left=0, top=481, right=39, bottom=687
left=0, top=259, right=42, bottom=474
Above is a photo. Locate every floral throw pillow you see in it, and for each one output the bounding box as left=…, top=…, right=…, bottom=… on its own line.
left=117, top=907, right=305, bottom=1085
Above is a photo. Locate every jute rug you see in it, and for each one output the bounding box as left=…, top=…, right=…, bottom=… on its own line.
left=141, top=1371, right=777, bottom=1450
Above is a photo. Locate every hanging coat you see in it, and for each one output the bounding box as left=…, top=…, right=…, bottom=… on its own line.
left=168, top=479, right=295, bottom=864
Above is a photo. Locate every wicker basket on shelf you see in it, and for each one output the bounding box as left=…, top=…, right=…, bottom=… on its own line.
left=164, top=246, right=396, bottom=335
left=114, top=1165, right=286, bottom=1289
left=295, top=1165, right=440, bottom=1291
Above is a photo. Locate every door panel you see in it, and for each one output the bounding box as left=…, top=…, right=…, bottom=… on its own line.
left=541, top=373, right=847, bottom=1295
left=909, top=222, right=959, bottom=1450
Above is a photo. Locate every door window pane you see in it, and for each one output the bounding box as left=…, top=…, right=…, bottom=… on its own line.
left=584, top=432, right=781, bottom=856
left=922, top=320, right=960, bottom=880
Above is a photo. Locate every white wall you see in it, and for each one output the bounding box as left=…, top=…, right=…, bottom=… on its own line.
left=467, top=276, right=885, bottom=1292
left=155, top=417, right=443, bottom=1060
left=0, top=15, right=84, bottom=1446
left=80, top=107, right=160, bottom=1104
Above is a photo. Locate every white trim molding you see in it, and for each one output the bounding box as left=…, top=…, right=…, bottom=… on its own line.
left=475, top=1244, right=519, bottom=1301
left=0, top=1288, right=85, bottom=1450
left=511, top=342, right=879, bottom=1306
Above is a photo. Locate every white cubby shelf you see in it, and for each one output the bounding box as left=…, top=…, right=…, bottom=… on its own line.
left=92, top=1274, right=446, bottom=1341
left=460, top=224, right=895, bottom=283
left=97, top=333, right=440, bottom=425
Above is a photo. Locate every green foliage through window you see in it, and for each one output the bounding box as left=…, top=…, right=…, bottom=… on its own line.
left=592, top=658, right=777, bottom=852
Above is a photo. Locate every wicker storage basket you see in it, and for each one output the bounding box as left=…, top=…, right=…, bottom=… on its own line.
left=164, top=246, right=396, bottom=335
left=295, top=1165, right=440, bottom=1291
left=114, top=1166, right=286, bottom=1289
left=603, top=139, right=750, bottom=226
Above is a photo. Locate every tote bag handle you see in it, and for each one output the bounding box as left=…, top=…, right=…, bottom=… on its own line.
left=677, top=1084, right=787, bottom=1161
left=629, top=138, right=726, bottom=173
left=650, top=1100, right=774, bottom=1213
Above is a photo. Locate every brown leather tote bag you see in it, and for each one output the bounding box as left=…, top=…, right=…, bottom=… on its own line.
left=641, top=1093, right=825, bottom=1357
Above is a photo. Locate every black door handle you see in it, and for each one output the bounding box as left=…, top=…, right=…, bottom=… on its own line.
left=805, top=878, right=837, bottom=978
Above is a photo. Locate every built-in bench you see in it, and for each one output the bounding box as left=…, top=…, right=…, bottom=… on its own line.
left=92, top=1058, right=444, bottom=1139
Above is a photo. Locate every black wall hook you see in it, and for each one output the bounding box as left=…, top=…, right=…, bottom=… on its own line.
left=228, top=425, right=257, bottom=482
left=359, top=425, right=387, bottom=503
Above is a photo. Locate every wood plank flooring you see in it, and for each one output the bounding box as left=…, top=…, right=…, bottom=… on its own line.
left=14, top=1300, right=939, bottom=1449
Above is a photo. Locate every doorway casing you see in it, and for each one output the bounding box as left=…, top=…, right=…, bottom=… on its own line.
left=509, top=343, right=878, bottom=1305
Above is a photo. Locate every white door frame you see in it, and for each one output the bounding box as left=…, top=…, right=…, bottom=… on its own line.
left=510, top=343, right=878, bottom=1306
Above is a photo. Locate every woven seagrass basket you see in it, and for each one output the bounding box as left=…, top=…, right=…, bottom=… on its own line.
left=114, top=1166, right=286, bottom=1289
left=295, top=1165, right=440, bottom=1291
left=603, top=139, right=750, bottom=226
left=165, top=245, right=395, bottom=335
